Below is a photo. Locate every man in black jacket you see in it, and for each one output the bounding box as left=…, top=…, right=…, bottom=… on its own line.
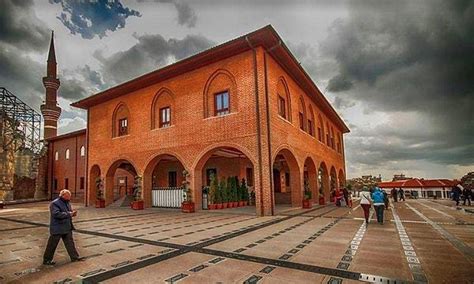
left=463, top=186, right=472, bottom=206
left=43, top=189, right=84, bottom=265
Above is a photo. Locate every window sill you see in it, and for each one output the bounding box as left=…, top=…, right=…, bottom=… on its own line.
left=277, top=115, right=292, bottom=125
left=152, top=125, right=175, bottom=131
left=112, top=134, right=130, bottom=140
left=204, top=112, right=238, bottom=120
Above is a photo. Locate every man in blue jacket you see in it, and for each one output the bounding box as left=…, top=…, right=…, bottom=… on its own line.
left=43, top=189, right=84, bottom=265
left=371, top=187, right=386, bottom=224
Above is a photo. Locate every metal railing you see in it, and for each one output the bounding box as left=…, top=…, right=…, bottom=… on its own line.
left=152, top=187, right=184, bottom=208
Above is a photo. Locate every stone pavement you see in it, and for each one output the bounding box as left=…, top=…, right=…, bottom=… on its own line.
left=0, top=200, right=472, bottom=283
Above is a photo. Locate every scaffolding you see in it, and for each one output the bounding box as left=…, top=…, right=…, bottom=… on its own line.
left=0, top=87, right=42, bottom=154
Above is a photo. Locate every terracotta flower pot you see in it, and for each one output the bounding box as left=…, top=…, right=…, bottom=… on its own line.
left=131, top=200, right=144, bottom=210
left=302, top=199, right=312, bottom=209
left=238, top=201, right=244, bottom=207
left=233, top=201, right=238, bottom=207
left=217, top=203, right=223, bottom=209
left=228, top=202, right=233, bottom=208
left=223, top=202, right=228, bottom=208
left=319, top=196, right=326, bottom=205
left=209, top=204, right=216, bottom=210
left=181, top=201, right=195, bottom=213
left=95, top=199, right=105, bottom=208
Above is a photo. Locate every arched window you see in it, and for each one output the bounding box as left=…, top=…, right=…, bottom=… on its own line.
left=330, top=127, right=335, bottom=149
left=276, top=78, right=291, bottom=121
left=298, top=97, right=307, bottom=131
left=204, top=69, right=238, bottom=118
left=80, top=146, right=85, bottom=157
left=326, top=122, right=331, bottom=147
left=151, top=88, right=174, bottom=129
left=317, top=114, right=324, bottom=142
left=65, top=149, right=70, bottom=160
left=55, top=151, right=59, bottom=161
left=308, top=105, right=315, bottom=137
left=112, top=103, right=130, bottom=137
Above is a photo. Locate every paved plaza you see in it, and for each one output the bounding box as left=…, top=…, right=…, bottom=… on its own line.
left=0, top=200, right=472, bottom=284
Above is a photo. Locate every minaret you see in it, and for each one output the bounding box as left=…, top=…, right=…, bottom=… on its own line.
left=41, top=31, right=61, bottom=140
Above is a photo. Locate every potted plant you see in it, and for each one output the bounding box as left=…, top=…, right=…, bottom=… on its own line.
left=232, top=177, right=239, bottom=207
left=221, top=179, right=229, bottom=208
left=216, top=179, right=223, bottom=209
left=181, top=170, right=195, bottom=213
left=95, top=177, right=105, bottom=208
left=131, top=176, right=144, bottom=210
left=302, top=178, right=312, bottom=209
left=208, top=173, right=217, bottom=210
left=241, top=178, right=249, bottom=206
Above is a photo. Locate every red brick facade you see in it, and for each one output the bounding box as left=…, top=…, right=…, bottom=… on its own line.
left=68, top=26, right=349, bottom=216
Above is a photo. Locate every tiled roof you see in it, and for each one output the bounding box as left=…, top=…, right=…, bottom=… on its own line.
left=378, top=178, right=457, bottom=189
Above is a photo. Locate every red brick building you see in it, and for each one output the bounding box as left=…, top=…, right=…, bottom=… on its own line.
left=46, top=26, right=349, bottom=216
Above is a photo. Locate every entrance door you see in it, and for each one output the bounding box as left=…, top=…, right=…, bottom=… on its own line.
left=273, top=169, right=281, bottom=193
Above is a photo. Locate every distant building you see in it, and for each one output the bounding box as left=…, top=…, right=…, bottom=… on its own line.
left=392, top=173, right=413, bottom=181
left=378, top=178, right=456, bottom=199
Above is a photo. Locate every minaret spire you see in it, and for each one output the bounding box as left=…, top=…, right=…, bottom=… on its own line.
left=41, top=30, right=61, bottom=140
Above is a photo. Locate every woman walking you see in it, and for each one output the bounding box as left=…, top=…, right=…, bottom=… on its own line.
left=360, top=186, right=373, bottom=225
left=372, top=187, right=386, bottom=224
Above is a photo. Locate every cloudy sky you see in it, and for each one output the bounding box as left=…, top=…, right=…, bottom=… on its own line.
left=1, top=0, right=472, bottom=180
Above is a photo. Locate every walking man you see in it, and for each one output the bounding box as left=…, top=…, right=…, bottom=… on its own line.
left=391, top=188, right=398, bottom=202
left=463, top=186, right=472, bottom=206
left=453, top=185, right=462, bottom=206
left=43, top=189, right=84, bottom=265
left=398, top=188, right=405, bottom=201
left=360, top=186, right=373, bottom=225
left=372, top=187, right=385, bottom=224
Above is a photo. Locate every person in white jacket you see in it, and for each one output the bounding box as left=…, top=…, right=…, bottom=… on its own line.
left=360, top=186, right=373, bottom=224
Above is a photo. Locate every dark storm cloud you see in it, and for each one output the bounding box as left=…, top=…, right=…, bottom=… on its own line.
left=50, top=0, right=141, bottom=39
left=138, top=0, right=197, bottom=27
left=323, top=0, right=474, bottom=166
left=95, top=33, right=214, bottom=84
left=0, top=0, right=49, bottom=50
left=60, top=78, right=88, bottom=100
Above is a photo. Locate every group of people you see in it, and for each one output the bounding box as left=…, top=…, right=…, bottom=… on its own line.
left=360, top=186, right=388, bottom=225
left=390, top=188, right=406, bottom=202
left=334, top=187, right=353, bottom=208
left=451, top=184, right=472, bottom=206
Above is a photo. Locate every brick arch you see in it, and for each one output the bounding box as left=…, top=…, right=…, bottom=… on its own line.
left=318, top=161, right=330, bottom=202
left=104, top=158, right=139, bottom=206
left=277, top=76, right=292, bottom=122
left=151, top=87, right=175, bottom=129
left=88, top=164, right=101, bottom=206
left=192, top=143, right=256, bottom=210
left=338, top=168, right=345, bottom=188
left=142, top=151, right=188, bottom=207
left=303, top=156, right=318, bottom=202
left=272, top=146, right=301, bottom=207
left=203, top=69, right=238, bottom=118
left=112, top=102, right=130, bottom=137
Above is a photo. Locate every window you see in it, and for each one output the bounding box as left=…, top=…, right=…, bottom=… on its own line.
left=278, top=96, right=286, bottom=118
left=65, top=149, right=70, bottom=160
left=80, top=177, right=85, bottom=189
left=285, top=172, right=290, bottom=187
left=168, top=171, right=177, bottom=187
left=54, top=178, right=58, bottom=191
left=215, top=91, right=230, bottom=116
left=160, top=107, right=171, bottom=128
left=246, top=168, right=254, bottom=186
left=118, top=118, right=128, bottom=136
left=299, top=112, right=304, bottom=130
left=80, top=146, right=85, bottom=157
left=308, top=119, right=314, bottom=136
left=206, top=168, right=217, bottom=186
left=55, top=151, right=59, bottom=161
left=64, top=178, right=69, bottom=189
left=318, top=127, right=322, bottom=141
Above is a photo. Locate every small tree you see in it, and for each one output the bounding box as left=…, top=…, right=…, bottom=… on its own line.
left=226, top=177, right=233, bottom=203
left=218, top=179, right=226, bottom=204
left=304, top=178, right=312, bottom=200
left=132, top=175, right=143, bottom=201
left=209, top=173, right=218, bottom=204
left=230, top=177, right=237, bottom=202
left=182, top=170, right=192, bottom=202
left=95, top=177, right=104, bottom=200
left=241, top=178, right=249, bottom=201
